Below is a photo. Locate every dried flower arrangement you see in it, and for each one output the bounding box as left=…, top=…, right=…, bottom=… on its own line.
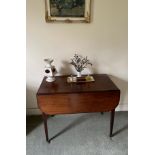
left=70, top=54, right=92, bottom=76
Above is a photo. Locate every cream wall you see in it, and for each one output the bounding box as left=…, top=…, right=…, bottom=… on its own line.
left=26, top=0, right=128, bottom=114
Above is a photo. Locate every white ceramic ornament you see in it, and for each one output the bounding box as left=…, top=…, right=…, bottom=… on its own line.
left=44, top=58, right=57, bottom=82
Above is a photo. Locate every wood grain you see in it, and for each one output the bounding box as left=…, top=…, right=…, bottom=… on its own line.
left=37, top=91, right=120, bottom=115
left=37, top=74, right=120, bottom=115
left=37, top=74, right=119, bottom=95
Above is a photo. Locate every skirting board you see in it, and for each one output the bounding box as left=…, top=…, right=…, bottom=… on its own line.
left=26, top=104, right=128, bottom=115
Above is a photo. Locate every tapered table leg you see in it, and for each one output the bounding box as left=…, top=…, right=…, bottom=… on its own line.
left=110, top=109, right=115, bottom=137
left=42, top=113, right=49, bottom=143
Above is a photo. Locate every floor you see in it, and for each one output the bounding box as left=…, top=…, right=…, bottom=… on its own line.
left=26, top=112, right=128, bottom=155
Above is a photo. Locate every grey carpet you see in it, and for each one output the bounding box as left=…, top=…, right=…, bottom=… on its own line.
left=26, top=112, right=128, bottom=155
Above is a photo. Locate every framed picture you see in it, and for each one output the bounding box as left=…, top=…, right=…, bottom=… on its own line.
left=45, top=0, right=91, bottom=23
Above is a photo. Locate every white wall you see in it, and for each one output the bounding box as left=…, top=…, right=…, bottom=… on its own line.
left=26, top=0, right=128, bottom=115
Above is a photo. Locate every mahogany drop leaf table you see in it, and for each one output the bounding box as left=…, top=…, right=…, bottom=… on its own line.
left=36, top=74, right=120, bottom=143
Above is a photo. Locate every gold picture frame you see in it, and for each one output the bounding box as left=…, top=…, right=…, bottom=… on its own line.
left=45, top=0, right=91, bottom=23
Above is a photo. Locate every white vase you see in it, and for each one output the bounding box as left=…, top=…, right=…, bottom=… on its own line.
left=44, top=58, right=56, bottom=82
left=77, top=71, right=82, bottom=77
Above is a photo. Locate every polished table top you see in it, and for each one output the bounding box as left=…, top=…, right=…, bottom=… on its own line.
left=37, top=74, right=120, bottom=95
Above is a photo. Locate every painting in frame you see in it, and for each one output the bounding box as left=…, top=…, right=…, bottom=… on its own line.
left=45, top=0, right=91, bottom=23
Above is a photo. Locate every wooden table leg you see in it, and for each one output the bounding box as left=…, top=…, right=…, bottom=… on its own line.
left=110, top=109, right=115, bottom=137
left=42, top=113, right=50, bottom=143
